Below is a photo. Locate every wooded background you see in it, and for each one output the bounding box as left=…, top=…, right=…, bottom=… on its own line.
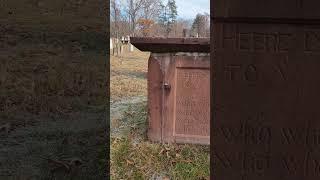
left=110, top=0, right=210, bottom=38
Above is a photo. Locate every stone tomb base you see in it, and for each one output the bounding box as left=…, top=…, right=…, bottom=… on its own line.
left=131, top=38, right=210, bottom=145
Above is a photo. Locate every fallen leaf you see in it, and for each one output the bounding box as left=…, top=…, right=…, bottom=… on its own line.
left=126, top=159, right=134, bottom=165
left=159, top=148, right=165, bottom=155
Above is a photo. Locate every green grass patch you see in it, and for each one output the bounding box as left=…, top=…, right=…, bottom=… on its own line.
left=111, top=137, right=210, bottom=179
left=110, top=101, right=209, bottom=180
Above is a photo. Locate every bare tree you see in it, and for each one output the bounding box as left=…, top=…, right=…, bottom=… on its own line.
left=141, top=0, right=161, bottom=20
left=203, top=12, right=210, bottom=37
left=127, top=0, right=144, bottom=36
left=191, top=13, right=210, bottom=37
left=110, top=0, right=121, bottom=38
left=158, top=0, right=178, bottom=37
left=173, top=18, right=192, bottom=37
left=134, top=0, right=162, bottom=37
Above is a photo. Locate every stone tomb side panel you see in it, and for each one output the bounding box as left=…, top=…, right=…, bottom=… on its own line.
left=212, top=23, right=320, bottom=180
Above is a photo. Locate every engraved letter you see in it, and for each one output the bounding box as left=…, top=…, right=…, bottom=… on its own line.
left=282, top=156, right=299, bottom=173
left=244, top=64, right=258, bottom=82
left=253, top=33, right=266, bottom=51
left=239, top=33, right=251, bottom=51
left=278, top=33, right=292, bottom=52
left=224, top=65, right=241, bottom=81
left=305, top=31, right=320, bottom=52
left=266, top=33, right=278, bottom=52
left=222, top=24, right=236, bottom=49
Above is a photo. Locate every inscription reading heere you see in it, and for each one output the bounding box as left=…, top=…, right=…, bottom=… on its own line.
left=175, top=68, right=210, bottom=136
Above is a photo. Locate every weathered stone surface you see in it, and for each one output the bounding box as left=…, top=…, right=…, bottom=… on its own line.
left=213, top=0, right=320, bottom=19
left=132, top=38, right=210, bottom=145
left=212, top=1, right=320, bottom=179
left=175, top=68, right=209, bottom=137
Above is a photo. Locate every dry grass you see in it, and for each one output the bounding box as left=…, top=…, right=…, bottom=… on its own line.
left=110, top=47, right=149, bottom=101
left=0, top=41, right=106, bottom=120
left=0, top=24, right=107, bottom=118
left=0, top=1, right=108, bottom=179
left=110, top=102, right=210, bottom=179
left=0, top=0, right=106, bottom=33
left=0, top=25, right=108, bottom=179
left=111, top=137, right=209, bottom=180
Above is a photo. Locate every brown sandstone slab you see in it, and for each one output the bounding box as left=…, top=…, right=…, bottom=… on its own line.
left=213, top=0, right=320, bottom=19
left=130, top=37, right=210, bottom=53
left=211, top=10, right=320, bottom=180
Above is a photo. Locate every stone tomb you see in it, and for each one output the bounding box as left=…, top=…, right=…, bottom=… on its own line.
left=131, top=37, right=210, bottom=145
left=212, top=0, right=320, bottom=179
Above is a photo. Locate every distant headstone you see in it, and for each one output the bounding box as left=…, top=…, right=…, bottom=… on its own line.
left=212, top=0, right=320, bottom=179
left=183, top=29, right=188, bottom=37
left=129, top=44, right=134, bottom=52
left=110, top=38, right=113, bottom=49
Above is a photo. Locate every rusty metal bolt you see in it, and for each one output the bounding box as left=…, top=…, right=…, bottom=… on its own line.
left=163, top=83, right=171, bottom=91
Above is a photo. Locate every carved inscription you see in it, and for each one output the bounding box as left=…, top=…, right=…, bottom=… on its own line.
left=214, top=151, right=320, bottom=177
left=175, top=68, right=209, bottom=136
left=224, top=64, right=259, bottom=82
left=281, top=127, right=320, bottom=147
left=241, top=152, right=271, bottom=174
left=217, top=118, right=320, bottom=148
left=215, top=117, right=320, bottom=176
left=221, top=26, right=293, bottom=52
left=305, top=30, right=320, bottom=52
left=213, top=151, right=271, bottom=174
left=219, top=123, right=271, bottom=145
left=281, top=152, right=320, bottom=176
left=221, top=25, right=320, bottom=53
left=223, top=61, right=289, bottom=82
left=214, top=21, right=320, bottom=179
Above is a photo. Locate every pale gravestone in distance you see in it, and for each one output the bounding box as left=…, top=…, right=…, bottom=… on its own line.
left=129, top=43, right=134, bottom=52
left=110, top=38, right=113, bottom=49
left=131, top=37, right=210, bottom=145
left=212, top=0, right=320, bottom=180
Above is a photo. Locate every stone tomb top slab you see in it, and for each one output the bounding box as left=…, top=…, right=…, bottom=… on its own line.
left=130, top=37, right=210, bottom=53
left=213, top=0, right=320, bottom=19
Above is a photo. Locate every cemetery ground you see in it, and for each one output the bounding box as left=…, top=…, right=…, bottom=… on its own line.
left=0, top=24, right=107, bottom=179
left=110, top=48, right=210, bottom=179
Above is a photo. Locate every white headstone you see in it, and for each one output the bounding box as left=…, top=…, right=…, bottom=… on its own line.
left=130, top=44, right=134, bottom=52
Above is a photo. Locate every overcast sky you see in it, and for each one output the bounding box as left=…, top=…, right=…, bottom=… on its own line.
left=174, top=0, right=210, bottom=19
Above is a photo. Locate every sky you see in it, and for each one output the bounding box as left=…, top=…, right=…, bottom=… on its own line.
left=174, top=0, right=210, bottom=19
left=116, top=0, right=210, bottom=20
